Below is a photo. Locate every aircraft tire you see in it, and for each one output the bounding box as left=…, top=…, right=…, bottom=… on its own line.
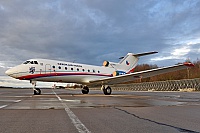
left=82, top=86, right=89, bottom=94
left=103, top=86, right=112, bottom=95
left=34, top=88, right=41, bottom=95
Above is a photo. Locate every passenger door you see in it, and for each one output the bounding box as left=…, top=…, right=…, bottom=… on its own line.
left=45, top=64, right=51, bottom=73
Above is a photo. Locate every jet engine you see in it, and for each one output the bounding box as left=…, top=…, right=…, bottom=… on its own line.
left=112, top=71, right=126, bottom=76
left=103, top=61, right=109, bottom=67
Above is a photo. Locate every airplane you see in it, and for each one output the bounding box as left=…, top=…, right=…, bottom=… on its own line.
left=5, top=51, right=194, bottom=95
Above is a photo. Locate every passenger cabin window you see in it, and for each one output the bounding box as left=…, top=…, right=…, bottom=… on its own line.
left=58, top=66, right=61, bottom=69
left=65, top=67, right=67, bottom=70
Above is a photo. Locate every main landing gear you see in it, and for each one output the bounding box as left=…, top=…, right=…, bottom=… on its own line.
left=101, top=85, right=112, bottom=95
left=31, top=80, right=41, bottom=95
left=81, top=85, right=112, bottom=95
left=82, top=86, right=89, bottom=94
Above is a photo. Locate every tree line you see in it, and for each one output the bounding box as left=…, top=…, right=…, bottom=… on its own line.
left=131, top=59, right=200, bottom=83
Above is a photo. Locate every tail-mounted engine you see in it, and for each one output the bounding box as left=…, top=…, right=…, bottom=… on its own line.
left=103, top=61, right=109, bottom=67
left=103, top=61, right=120, bottom=68
left=112, top=71, right=126, bottom=76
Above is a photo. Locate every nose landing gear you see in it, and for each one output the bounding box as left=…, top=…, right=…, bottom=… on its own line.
left=31, top=80, right=41, bottom=95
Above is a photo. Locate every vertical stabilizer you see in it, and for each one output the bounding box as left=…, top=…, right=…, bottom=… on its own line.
left=119, top=51, right=158, bottom=73
left=118, top=53, right=138, bottom=73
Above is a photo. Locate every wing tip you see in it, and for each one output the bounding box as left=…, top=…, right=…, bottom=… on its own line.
left=183, top=62, right=195, bottom=67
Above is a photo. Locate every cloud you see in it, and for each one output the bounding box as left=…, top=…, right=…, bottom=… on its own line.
left=151, top=40, right=200, bottom=65
left=172, top=46, right=190, bottom=57
left=0, top=76, right=46, bottom=87
left=0, top=76, right=69, bottom=88
left=0, top=0, right=200, bottom=76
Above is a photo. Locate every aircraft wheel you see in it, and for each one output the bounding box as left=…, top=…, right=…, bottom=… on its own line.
left=34, top=88, right=41, bottom=95
left=103, top=86, right=112, bottom=95
left=82, top=86, right=89, bottom=94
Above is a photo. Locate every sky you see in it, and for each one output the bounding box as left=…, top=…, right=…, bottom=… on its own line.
left=0, top=0, right=200, bottom=87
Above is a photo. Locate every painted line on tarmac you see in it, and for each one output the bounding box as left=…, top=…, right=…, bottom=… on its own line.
left=62, top=99, right=81, bottom=103
left=3, top=96, right=32, bottom=98
left=53, top=90, right=91, bottom=133
left=14, top=100, right=22, bottom=103
left=0, top=100, right=22, bottom=102
left=0, top=105, right=8, bottom=109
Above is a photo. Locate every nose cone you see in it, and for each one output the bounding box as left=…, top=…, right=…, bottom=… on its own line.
left=5, top=68, right=12, bottom=76
left=5, top=67, right=18, bottom=78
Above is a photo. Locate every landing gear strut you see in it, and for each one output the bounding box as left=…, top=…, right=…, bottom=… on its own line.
left=31, top=80, right=41, bottom=95
left=82, top=86, right=89, bottom=94
left=102, top=85, right=112, bottom=95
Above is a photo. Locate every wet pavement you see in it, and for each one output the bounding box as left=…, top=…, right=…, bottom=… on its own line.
left=0, top=88, right=200, bottom=133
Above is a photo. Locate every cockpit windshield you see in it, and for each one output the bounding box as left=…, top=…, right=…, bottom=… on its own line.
left=23, top=60, right=39, bottom=64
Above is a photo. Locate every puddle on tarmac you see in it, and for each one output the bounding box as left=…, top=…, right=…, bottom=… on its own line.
left=149, top=99, right=186, bottom=106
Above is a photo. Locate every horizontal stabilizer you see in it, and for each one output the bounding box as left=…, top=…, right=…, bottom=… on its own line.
left=133, top=51, right=158, bottom=57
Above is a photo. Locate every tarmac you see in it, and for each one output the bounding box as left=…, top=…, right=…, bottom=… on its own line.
left=0, top=88, right=200, bottom=133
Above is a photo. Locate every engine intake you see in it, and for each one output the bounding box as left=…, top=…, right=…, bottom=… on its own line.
left=103, top=61, right=109, bottom=67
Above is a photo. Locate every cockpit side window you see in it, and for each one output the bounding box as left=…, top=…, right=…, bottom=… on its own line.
left=34, top=61, right=38, bottom=64
left=23, top=60, right=39, bottom=64
left=23, top=61, right=30, bottom=64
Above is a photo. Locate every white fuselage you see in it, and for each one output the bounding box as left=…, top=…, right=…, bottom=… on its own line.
left=5, top=59, right=115, bottom=84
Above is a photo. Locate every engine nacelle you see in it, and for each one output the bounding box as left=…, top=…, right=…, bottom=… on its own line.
left=103, top=61, right=109, bottom=67
left=113, top=71, right=126, bottom=76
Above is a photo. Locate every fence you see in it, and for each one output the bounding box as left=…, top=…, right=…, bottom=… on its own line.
left=110, top=78, right=200, bottom=91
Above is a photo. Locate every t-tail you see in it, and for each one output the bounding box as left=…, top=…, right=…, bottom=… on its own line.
left=103, top=51, right=158, bottom=76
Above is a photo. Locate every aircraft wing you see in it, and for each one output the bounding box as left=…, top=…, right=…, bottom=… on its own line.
left=89, top=63, right=194, bottom=85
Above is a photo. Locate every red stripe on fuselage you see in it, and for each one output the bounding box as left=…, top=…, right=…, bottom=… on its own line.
left=18, top=72, right=112, bottom=80
left=127, top=68, right=134, bottom=74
